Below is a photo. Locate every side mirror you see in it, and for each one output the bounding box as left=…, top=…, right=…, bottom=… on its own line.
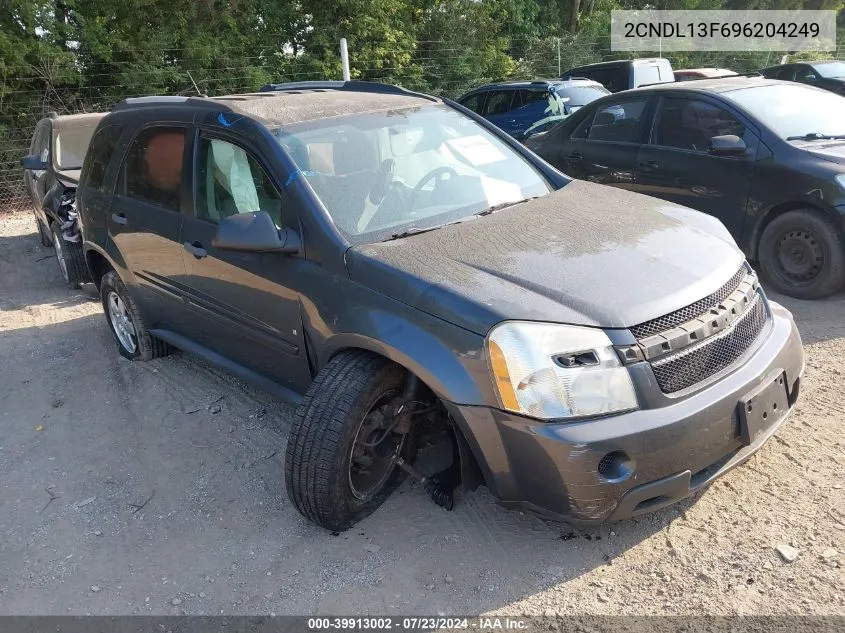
left=709, top=135, right=747, bottom=157
left=211, top=211, right=300, bottom=254
left=21, top=155, right=49, bottom=170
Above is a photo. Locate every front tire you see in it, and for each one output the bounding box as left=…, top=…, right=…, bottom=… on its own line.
left=100, top=270, right=171, bottom=361
left=285, top=351, right=415, bottom=531
left=758, top=209, right=845, bottom=299
left=50, top=221, right=88, bottom=288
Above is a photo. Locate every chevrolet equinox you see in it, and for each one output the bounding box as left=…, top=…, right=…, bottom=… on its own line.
left=77, top=81, right=804, bottom=531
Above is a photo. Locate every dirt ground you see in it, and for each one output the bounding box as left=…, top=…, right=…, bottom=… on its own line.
left=1, top=209, right=844, bottom=617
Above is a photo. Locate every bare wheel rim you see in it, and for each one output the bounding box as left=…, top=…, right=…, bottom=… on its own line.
left=348, top=390, right=405, bottom=502
left=107, top=290, right=137, bottom=353
left=53, top=231, right=69, bottom=281
left=775, top=229, right=824, bottom=284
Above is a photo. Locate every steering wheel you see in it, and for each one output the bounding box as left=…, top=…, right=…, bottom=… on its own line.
left=407, top=166, right=459, bottom=212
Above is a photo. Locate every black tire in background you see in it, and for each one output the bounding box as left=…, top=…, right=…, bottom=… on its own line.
left=50, top=221, right=88, bottom=289
left=285, top=350, right=417, bottom=531
left=758, top=209, right=845, bottom=300
left=99, top=270, right=172, bottom=361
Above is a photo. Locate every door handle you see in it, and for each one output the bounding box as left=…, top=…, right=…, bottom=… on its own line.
left=566, top=152, right=583, bottom=161
left=111, top=213, right=127, bottom=225
left=183, top=241, right=207, bottom=259
left=636, top=160, right=659, bottom=170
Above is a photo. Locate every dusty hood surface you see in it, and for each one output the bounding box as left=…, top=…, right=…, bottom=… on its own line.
left=799, top=142, right=845, bottom=166
left=346, top=180, right=744, bottom=335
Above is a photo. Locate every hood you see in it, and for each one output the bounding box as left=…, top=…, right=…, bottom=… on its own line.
left=55, top=169, right=81, bottom=187
left=800, top=142, right=845, bottom=167
left=346, top=180, right=744, bottom=335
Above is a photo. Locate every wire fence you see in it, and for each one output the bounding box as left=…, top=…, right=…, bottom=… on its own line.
left=2, top=35, right=843, bottom=212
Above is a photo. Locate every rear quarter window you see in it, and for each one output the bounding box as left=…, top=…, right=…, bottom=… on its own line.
left=81, top=124, right=125, bottom=192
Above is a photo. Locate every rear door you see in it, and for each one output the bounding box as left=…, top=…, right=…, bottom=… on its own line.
left=565, top=95, right=653, bottom=190
left=633, top=95, right=757, bottom=237
left=178, top=132, right=311, bottom=391
left=109, top=124, right=191, bottom=328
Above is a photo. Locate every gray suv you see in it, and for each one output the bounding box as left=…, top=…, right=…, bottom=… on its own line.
left=77, top=82, right=804, bottom=531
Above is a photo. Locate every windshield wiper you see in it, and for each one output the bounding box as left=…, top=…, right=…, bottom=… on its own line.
left=786, top=132, right=845, bottom=141
left=474, top=197, right=537, bottom=217
left=386, top=226, right=442, bottom=241
left=387, top=218, right=473, bottom=241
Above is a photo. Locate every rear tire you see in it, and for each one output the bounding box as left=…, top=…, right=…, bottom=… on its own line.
left=100, top=270, right=172, bottom=361
left=50, top=221, right=88, bottom=289
left=758, top=209, right=845, bottom=299
left=285, top=350, right=415, bottom=531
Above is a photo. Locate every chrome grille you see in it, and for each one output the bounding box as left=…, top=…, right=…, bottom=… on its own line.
left=650, top=292, right=768, bottom=393
left=630, top=265, right=747, bottom=339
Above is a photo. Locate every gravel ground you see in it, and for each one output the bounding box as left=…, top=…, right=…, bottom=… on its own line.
left=1, top=209, right=844, bottom=616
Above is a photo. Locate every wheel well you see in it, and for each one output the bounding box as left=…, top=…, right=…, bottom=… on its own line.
left=751, top=201, right=841, bottom=260
left=85, top=250, right=112, bottom=289
left=327, top=347, right=484, bottom=492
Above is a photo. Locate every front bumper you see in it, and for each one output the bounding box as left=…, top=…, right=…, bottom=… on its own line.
left=447, top=302, right=804, bottom=523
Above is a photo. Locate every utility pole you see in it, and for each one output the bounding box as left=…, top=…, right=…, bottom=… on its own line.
left=340, top=38, right=351, bottom=82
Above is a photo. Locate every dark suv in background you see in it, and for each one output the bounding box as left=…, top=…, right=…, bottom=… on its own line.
left=456, top=79, right=609, bottom=140
left=77, top=82, right=803, bottom=532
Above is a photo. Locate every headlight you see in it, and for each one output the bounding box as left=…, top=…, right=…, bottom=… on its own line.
left=835, top=174, right=845, bottom=191
left=487, top=321, right=638, bottom=420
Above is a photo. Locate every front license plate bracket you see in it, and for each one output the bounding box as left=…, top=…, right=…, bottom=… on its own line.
left=737, top=372, right=789, bottom=447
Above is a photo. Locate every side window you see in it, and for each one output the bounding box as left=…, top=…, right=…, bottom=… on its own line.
left=587, top=98, right=648, bottom=143
left=196, top=137, right=283, bottom=227
left=572, top=113, right=593, bottom=139
left=776, top=66, right=796, bottom=81
left=516, top=90, right=549, bottom=114
left=653, top=97, right=745, bottom=153
left=122, top=127, right=186, bottom=211
left=795, top=65, right=818, bottom=82
left=482, top=91, right=515, bottom=116
left=81, top=124, right=124, bottom=192
left=459, top=93, right=484, bottom=113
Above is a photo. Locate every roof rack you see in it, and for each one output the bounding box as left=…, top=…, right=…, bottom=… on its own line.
left=111, top=95, right=232, bottom=112
left=258, top=80, right=439, bottom=102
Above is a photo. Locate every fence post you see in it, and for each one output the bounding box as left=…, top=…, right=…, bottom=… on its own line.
left=340, top=38, right=351, bottom=81
left=557, top=38, right=561, bottom=76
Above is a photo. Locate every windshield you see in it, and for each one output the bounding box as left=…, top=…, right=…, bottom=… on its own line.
left=555, top=85, right=609, bottom=108
left=724, top=84, right=845, bottom=140
left=274, top=104, right=551, bottom=244
left=814, top=61, right=845, bottom=78
left=53, top=125, right=98, bottom=170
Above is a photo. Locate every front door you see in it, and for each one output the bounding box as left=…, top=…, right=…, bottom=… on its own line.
left=633, top=96, right=757, bottom=237
left=565, top=96, right=652, bottom=190
left=179, top=134, right=311, bottom=392
left=109, top=125, right=190, bottom=329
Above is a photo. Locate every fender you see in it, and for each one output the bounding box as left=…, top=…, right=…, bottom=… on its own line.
left=301, top=287, right=496, bottom=408
left=743, top=195, right=845, bottom=260
left=82, top=240, right=131, bottom=287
